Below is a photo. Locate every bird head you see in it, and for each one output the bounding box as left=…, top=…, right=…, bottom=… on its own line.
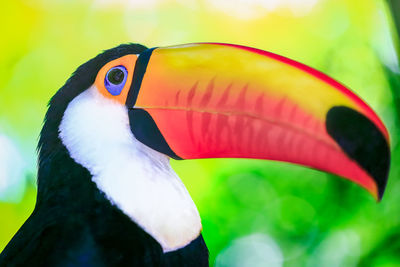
left=37, top=42, right=390, bottom=252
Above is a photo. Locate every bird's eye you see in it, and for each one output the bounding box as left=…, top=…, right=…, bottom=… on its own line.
left=104, top=66, right=128, bottom=96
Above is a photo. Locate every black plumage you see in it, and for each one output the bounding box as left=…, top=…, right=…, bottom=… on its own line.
left=0, top=44, right=209, bottom=266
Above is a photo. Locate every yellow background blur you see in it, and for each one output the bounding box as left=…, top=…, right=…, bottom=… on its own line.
left=1, top=0, right=399, bottom=266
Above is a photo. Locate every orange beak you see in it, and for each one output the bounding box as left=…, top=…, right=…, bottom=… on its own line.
left=126, top=43, right=390, bottom=201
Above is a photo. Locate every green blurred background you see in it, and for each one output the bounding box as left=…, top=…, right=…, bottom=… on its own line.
left=1, top=0, right=400, bottom=266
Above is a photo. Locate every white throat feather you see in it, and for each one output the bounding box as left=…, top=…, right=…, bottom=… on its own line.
left=59, top=86, right=202, bottom=252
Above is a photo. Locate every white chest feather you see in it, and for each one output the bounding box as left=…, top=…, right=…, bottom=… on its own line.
left=59, top=86, right=202, bottom=252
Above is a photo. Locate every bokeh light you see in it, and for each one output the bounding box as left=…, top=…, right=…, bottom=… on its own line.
left=0, top=135, right=25, bottom=202
left=1, top=0, right=399, bottom=265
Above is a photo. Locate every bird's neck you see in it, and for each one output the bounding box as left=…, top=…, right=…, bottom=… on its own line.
left=88, top=141, right=202, bottom=253
left=40, top=87, right=202, bottom=252
left=36, top=145, right=99, bottom=211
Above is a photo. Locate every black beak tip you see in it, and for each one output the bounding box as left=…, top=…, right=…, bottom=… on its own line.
left=326, top=106, right=390, bottom=200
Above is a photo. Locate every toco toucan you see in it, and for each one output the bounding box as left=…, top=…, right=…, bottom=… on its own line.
left=0, top=43, right=390, bottom=266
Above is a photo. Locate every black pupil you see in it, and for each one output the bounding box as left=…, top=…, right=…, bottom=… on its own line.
left=107, top=68, right=125, bottom=85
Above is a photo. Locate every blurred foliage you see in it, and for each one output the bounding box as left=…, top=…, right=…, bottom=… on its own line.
left=1, top=0, right=399, bottom=266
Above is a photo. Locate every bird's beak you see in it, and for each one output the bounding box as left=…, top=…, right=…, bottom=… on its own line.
left=127, top=43, right=390, bottom=201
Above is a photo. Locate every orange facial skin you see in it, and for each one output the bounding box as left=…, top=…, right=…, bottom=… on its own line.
left=95, top=54, right=138, bottom=104
left=90, top=43, right=389, bottom=201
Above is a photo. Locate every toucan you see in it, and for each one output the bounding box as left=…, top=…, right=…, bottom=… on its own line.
left=0, top=43, right=390, bottom=266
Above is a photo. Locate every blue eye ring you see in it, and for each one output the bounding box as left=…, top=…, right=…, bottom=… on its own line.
left=104, top=65, right=128, bottom=96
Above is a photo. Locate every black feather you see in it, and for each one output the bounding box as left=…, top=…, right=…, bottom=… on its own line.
left=0, top=44, right=209, bottom=266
